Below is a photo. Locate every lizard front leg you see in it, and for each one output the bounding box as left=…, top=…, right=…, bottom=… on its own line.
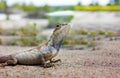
left=39, top=54, right=54, bottom=68
left=50, top=59, right=61, bottom=63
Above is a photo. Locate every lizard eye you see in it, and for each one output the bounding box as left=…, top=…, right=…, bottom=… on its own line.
left=56, top=25, right=60, bottom=27
left=56, top=24, right=61, bottom=29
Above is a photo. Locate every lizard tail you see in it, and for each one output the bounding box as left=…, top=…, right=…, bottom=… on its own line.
left=0, top=55, right=11, bottom=63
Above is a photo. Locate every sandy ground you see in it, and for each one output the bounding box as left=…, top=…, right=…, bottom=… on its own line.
left=0, top=41, right=120, bottom=78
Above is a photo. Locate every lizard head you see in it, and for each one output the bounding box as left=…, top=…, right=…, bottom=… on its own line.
left=49, top=23, right=71, bottom=51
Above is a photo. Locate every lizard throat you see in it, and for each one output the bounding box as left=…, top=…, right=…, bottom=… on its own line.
left=48, top=38, right=64, bottom=51
left=54, top=39, right=63, bottom=51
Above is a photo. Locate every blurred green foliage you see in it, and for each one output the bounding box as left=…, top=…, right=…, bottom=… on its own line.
left=90, top=31, right=97, bottom=36
left=46, top=16, right=74, bottom=23
left=1, top=23, right=46, bottom=46
left=9, top=29, right=17, bottom=36
left=71, top=29, right=115, bottom=36
left=0, top=23, right=41, bottom=36
left=98, top=30, right=106, bottom=35
left=89, top=41, right=97, bottom=46
left=63, top=38, right=97, bottom=46
left=70, top=29, right=115, bottom=36
left=18, top=23, right=40, bottom=36
left=63, top=39, right=88, bottom=45
left=12, top=3, right=51, bottom=12
left=63, top=29, right=116, bottom=45
left=0, top=0, right=5, bottom=10
left=9, top=36, right=47, bottom=46
left=71, top=29, right=89, bottom=35
left=75, top=5, right=120, bottom=11
left=107, top=31, right=114, bottom=36
left=1, top=0, right=120, bottom=12
left=12, top=3, right=37, bottom=12
left=12, top=23, right=44, bottom=46
left=0, top=25, right=118, bottom=46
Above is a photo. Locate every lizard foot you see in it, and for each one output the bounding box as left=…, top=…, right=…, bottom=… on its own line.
left=44, top=63, right=55, bottom=68
left=50, top=59, right=61, bottom=63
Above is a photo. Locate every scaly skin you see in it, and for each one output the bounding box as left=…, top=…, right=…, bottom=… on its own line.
left=0, top=23, right=71, bottom=68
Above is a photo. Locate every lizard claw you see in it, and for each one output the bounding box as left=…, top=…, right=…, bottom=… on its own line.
left=50, top=59, right=61, bottom=63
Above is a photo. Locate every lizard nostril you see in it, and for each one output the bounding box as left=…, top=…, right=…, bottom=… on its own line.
left=62, top=23, right=67, bottom=26
left=62, top=24, right=64, bottom=26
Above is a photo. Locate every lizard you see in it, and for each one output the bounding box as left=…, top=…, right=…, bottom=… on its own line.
left=0, top=23, right=71, bottom=68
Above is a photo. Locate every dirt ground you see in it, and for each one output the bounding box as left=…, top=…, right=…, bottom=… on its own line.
left=0, top=41, right=120, bottom=78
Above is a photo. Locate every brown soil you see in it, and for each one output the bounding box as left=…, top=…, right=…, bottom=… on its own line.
left=0, top=41, right=120, bottom=78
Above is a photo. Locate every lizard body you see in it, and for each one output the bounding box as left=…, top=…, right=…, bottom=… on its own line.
left=0, top=23, right=70, bottom=67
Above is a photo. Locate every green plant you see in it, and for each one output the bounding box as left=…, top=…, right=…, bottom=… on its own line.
left=107, top=31, right=114, bottom=36
left=18, top=23, right=40, bottom=36
left=63, top=38, right=89, bottom=45
left=18, top=37, right=41, bottom=46
left=8, top=36, right=48, bottom=46
left=98, top=30, right=106, bottom=35
left=75, top=5, right=120, bottom=11
left=73, top=29, right=88, bottom=35
left=90, top=31, right=97, bottom=36
left=9, top=40, right=17, bottom=46
left=47, top=15, right=74, bottom=23
left=9, top=30, right=17, bottom=36
left=89, top=41, right=97, bottom=46
left=80, top=40, right=88, bottom=45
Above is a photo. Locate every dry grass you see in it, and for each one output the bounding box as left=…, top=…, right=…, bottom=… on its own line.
left=0, top=41, right=120, bottom=78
